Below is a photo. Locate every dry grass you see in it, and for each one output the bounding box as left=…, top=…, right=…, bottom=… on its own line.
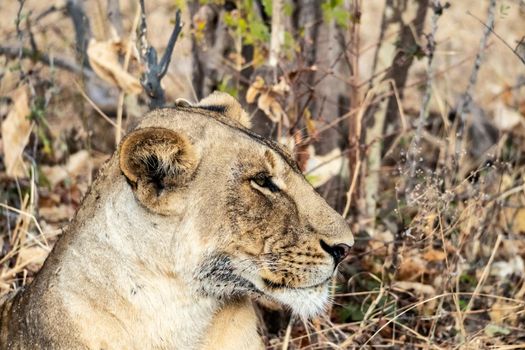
left=1, top=0, right=524, bottom=349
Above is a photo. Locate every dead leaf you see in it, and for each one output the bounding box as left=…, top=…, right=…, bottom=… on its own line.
left=246, top=76, right=265, bottom=103
left=397, top=256, right=427, bottom=281
left=87, top=39, right=142, bottom=94
left=41, top=165, right=69, bottom=188
left=491, top=256, right=525, bottom=279
left=257, top=92, right=289, bottom=127
left=227, top=52, right=245, bottom=66
left=40, top=204, right=75, bottom=223
left=66, top=150, right=92, bottom=178
left=40, top=150, right=92, bottom=188
left=247, top=76, right=290, bottom=127
left=393, top=281, right=436, bottom=295
left=493, top=101, right=523, bottom=131
left=393, top=281, right=437, bottom=315
left=17, top=246, right=49, bottom=268
left=501, top=207, right=525, bottom=234
left=489, top=300, right=519, bottom=325
left=1, top=86, right=32, bottom=177
left=303, top=109, right=317, bottom=137
left=0, top=69, right=17, bottom=97
left=271, top=77, right=290, bottom=95
left=423, top=249, right=447, bottom=262
left=305, top=146, right=348, bottom=188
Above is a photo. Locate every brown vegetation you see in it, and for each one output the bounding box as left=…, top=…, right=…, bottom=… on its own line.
left=1, top=0, right=524, bottom=348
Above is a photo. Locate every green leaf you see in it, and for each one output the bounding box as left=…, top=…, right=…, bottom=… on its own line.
left=283, top=3, right=294, bottom=16
left=333, top=8, right=349, bottom=28
left=305, top=174, right=321, bottom=186
left=238, top=18, right=248, bottom=33
left=217, top=76, right=239, bottom=99
left=338, top=302, right=365, bottom=322
left=485, top=324, right=511, bottom=337
left=249, top=19, right=270, bottom=43
left=321, top=0, right=349, bottom=28
left=261, top=0, right=272, bottom=17
left=224, top=12, right=235, bottom=27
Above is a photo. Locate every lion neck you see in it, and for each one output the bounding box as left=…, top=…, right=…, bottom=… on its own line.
left=36, top=160, right=221, bottom=348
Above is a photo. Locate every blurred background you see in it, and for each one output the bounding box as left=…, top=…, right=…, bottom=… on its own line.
left=0, top=0, right=524, bottom=348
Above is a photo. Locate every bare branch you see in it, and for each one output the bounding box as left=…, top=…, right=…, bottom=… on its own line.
left=158, top=11, right=182, bottom=79
left=65, top=0, right=91, bottom=68
left=0, top=45, right=93, bottom=78
left=138, top=0, right=182, bottom=109
left=454, top=0, right=497, bottom=162
left=26, top=13, right=39, bottom=54
left=137, top=0, right=149, bottom=59
left=34, top=5, right=63, bottom=23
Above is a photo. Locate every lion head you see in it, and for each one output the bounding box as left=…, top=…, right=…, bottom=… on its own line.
left=118, top=92, right=354, bottom=318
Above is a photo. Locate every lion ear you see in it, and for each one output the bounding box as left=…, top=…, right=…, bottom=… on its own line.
left=196, top=91, right=251, bottom=128
left=118, top=127, right=198, bottom=210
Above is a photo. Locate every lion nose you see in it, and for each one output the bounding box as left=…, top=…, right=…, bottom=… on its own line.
left=320, top=240, right=352, bottom=264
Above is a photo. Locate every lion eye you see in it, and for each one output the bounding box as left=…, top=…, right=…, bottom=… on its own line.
left=251, top=173, right=280, bottom=193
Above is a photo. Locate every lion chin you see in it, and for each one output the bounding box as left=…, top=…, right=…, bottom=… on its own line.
left=265, top=283, right=330, bottom=319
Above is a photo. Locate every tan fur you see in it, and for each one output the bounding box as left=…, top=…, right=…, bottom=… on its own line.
left=191, top=91, right=251, bottom=128
left=0, top=92, right=353, bottom=349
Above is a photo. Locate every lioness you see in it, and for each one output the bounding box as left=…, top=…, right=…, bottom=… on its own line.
left=0, top=92, right=353, bottom=349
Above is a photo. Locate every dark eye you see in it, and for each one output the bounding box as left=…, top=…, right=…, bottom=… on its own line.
left=251, top=173, right=280, bottom=193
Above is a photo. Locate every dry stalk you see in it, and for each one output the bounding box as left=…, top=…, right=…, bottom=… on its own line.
left=115, top=5, right=141, bottom=144
left=464, top=234, right=503, bottom=313
left=345, top=0, right=363, bottom=225
left=361, top=293, right=460, bottom=347
left=343, top=85, right=381, bottom=219
left=0, top=204, right=48, bottom=250
left=281, top=316, right=293, bottom=350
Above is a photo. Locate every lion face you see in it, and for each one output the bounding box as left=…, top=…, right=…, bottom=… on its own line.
left=118, top=92, right=353, bottom=319
left=194, top=142, right=353, bottom=318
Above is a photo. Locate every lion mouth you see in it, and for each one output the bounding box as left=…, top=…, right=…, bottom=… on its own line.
left=261, top=276, right=331, bottom=290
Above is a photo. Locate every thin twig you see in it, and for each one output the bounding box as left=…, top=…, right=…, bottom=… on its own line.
left=467, top=10, right=525, bottom=65
left=15, top=0, right=26, bottom=79
left=26, top=13, right=38, bottom=54
left=34, top=5, right=63, bottom=23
